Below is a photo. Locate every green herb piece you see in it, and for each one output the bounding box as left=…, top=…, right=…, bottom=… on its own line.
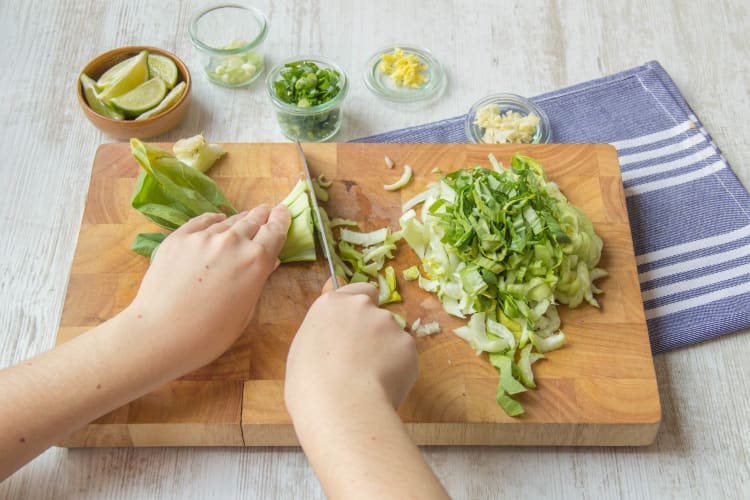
left=130, top=232, right=168, bottom=258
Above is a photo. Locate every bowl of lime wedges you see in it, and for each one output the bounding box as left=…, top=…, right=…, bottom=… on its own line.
left=77, top=46, right=192, bottom=138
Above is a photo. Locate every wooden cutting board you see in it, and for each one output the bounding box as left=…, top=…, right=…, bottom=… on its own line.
left=56, top=143, right=660, bottom=447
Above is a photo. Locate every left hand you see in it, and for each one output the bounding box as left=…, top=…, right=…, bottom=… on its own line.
left=126, top=203, right=291, bottom=376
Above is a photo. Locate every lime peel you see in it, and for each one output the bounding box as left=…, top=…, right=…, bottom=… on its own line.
left=96, top=58, right=132, bottom=89
left=147, top=53, right=179, bottom=89
left=83, top=50, right=185, bottom=122
left=80, top=74, right=124, bottom=120
left=97, top=50, right=149, bottom=103
left=111, top=78, right=167, bottom=118
left=135, top=81, right=186, bottom=120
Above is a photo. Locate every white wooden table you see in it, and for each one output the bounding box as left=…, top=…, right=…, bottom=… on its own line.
left=1, top=0, right=749, bottom=498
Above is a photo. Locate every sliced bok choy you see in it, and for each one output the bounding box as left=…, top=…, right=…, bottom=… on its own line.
left=278, top=180, right=317, bottom=263
left=399, top=153, right=608, bottom=416
left=172, top=134, right=226, bottom=173
left=383, top=164, right=413, bottom=191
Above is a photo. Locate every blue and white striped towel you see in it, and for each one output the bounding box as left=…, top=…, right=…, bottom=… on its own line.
left=353, top=61, right=750, bottom=353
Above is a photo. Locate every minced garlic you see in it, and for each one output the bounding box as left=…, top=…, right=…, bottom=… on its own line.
left=379, top=47, right=428, bottom=88
left=474, top=104, right=540, bottom=144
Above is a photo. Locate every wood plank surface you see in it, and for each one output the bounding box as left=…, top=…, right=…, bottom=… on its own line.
left=56, top=142, right=659, bottom=447
left=2, top=0, right=749, bottom=498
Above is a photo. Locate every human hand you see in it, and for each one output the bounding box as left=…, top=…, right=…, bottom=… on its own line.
left=127, top=203, right=291, bottom=377
left=284, top=282, right=418, bottom=421
left=284, top=284, right=447, bottom=500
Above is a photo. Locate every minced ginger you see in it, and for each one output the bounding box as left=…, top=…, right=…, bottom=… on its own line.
left=379, top=47, right=428, bottom=88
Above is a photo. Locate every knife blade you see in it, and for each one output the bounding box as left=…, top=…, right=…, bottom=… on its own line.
left=296, top=141, right=339, bottom=289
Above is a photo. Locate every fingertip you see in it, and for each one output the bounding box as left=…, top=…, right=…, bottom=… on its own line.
left=273, top=203, right=291, bottom=217
left=269, top=204, right=292, bottom=230
left=251, top=203, right=272, bottom=221
left=252, top=205, right=293, bottom=258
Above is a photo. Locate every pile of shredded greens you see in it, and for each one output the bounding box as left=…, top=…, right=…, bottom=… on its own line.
left=399, top=154, right=607, bottom=416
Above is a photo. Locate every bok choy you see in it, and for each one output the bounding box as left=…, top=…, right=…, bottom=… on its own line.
left=129, top=138, right=237, bottom=257
left=128, top=139, right=318, bottom=264
left=399, top=154, right=607, bottom=416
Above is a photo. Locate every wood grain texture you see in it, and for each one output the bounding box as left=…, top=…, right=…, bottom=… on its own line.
left=56, top=143, right=659, bottom=447
left=1, top=0, right=748, bottom=498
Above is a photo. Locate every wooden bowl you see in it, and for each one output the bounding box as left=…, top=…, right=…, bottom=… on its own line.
left=77, top=46, right=192, bottom=139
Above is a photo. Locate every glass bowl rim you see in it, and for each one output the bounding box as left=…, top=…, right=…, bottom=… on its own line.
left=265, top=55, right=349, bottom=115
left=362, top=43, right=444, bottom=103
left=464, top=92, right=551, bottom=144
left=188, top=3, right=269, bottom=55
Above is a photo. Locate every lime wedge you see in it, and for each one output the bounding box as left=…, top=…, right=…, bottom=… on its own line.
left=135, top=81, right=186, bottom=120
left=110, top=77, right=167, bottom=118
left=148, top=54, right=178, bottom=89
left=96, top=57, right=132, bottom=89
left=80, top=74, right=124, bottom=120
left=98, top=50, right=149, bottom=103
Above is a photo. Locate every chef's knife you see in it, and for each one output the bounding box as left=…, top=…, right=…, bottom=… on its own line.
left=296, top=141, right=339, bottom=289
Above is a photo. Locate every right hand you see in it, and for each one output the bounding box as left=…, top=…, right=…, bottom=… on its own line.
left=284, top=283, right=449, bottom=500
left=284, top=282, right=418, bottom=419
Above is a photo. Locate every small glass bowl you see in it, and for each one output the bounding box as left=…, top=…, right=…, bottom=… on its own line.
left=465, top=93, right=551, bottom=144
left=363, top=44, right=445, bottom=103
left=266, top=56, right=349, bottom=142
left=188, top=4, right=268, bottom=87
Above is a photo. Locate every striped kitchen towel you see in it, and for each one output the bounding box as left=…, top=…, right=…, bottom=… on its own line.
left=353, top=61, right=750, bottom=353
